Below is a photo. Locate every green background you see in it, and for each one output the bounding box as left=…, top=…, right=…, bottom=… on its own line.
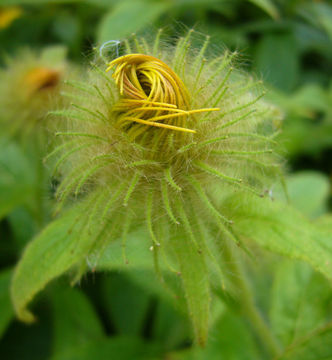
left=0, top=0, right=332, bottom=359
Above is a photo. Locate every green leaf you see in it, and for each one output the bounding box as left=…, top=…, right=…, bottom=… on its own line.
left=11, top=208, right=91, bottom=322
left=97, top=0, right=169, bottom=44
left=205, top=311, right=262, bottom=359
left=316, top=215, right=332, bottom=237
left=0, top=268, right=14, bottom=339
left=247, top=0, right=279, bottom=19
left=96, top=229, right=153, bottom=271
left=10, top=197, right=155, bottom=323
left=224, top=194, right=332, bottom=282
left=297, top=2, right=332, bottom=41
left=267, top=84, right=329, bottom=117
left=0, top=139, right=35, bottom=219
left=255, top=33, right=299, bottom=92
left=274, top=171, right=330, bottom=218
left=125, top=269, right=183, bottom=307
left=173, top=311, right=261, bottom=360
left=51, top=336, right=160, bottom=360
left=7, top=207, right=37, bottom=250
left=278, top=322, right=332, bottom=360
left=40, top=45, right=68, bottom=64
left=100, top=273, right=151, bottom=336
left=169, top=232, right=210, bottom=346
left=175, top=0, right=223, bottom=6
left=270, top=260, right=332, bottom=347
left=152, top=299, right=191, bottom=350
left=51, top=286, right=104, bottom=357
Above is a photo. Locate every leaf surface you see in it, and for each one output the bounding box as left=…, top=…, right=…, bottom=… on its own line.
left=0, top=268, right=14, bottom=339
left=247, top=0, right=279, bottom=19
left=0, top=139, right=35, bottom=219
left=224, top=194, right=332, bottom=282
left=97, top=0, right=169, bottom=44
left=169, top=232, right=210, bottom=346
left=270, top=260, right=332, bottom=347
left=51, top=286, right=104, bottom=357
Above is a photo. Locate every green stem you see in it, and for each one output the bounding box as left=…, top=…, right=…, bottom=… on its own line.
left=222, top=240, right=281, bottom=358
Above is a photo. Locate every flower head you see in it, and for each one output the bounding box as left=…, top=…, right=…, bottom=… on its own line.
left=0, top=46, right=71, bottom=138
left=49, top=31, right=281, bottom=261
left=44, top=30, right=284, bottom=344
left=49, top=30, right=282, bottom=337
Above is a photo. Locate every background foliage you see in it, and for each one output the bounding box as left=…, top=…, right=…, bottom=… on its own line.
left=0, top=0, right=331, bottom=359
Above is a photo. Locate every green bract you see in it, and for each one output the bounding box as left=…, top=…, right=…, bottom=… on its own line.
left=12, top=31, right=286, bottom=345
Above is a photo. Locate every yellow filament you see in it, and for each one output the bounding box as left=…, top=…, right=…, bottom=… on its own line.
left=106, top=53, right=219, bottom=135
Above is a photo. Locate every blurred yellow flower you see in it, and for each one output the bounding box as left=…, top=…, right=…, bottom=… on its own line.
left=23, top=67, right=60, bottom=97
left=0, top=6, right=22, bottom=29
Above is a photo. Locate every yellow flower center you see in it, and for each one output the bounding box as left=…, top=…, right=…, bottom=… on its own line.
left=106, top=54, right=219, bottom=136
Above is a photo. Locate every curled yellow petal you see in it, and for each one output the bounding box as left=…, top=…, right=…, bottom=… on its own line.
left=107, top=53, right=219, bottom=136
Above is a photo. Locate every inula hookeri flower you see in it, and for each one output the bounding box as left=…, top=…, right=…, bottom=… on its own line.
left=48, top=31, right=282, bottom=343
left=52, top=32, right=280, bottom=222
left=0, top=47, right=70, bottom=138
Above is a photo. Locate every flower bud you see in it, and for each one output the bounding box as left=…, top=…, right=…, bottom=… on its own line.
left=51, top=31, right=282, bottom=285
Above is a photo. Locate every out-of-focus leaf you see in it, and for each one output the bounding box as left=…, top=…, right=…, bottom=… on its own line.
left=11, top=198, right=154, bottom=323
left=0, top=305, right=52, bottom=360
left=270, top=260, right=332, bottom=347
left=99, top=269, right=190, bottom=348
left=223, top=194, right=332, bottom=282
left=0, top=268, right=14, bottom=339
left=297, top=2, right=332, bottom=41
left=293, top=22, right=332, bottom=55
left=267, top=84, right=329, bottom=117
left=316, top=215, right=332, bottom=236
left=97, top=0, right=169, bottom=44
left=169, top=232, right=210, bottom=346
left=100, top=273, right=151, bottom=336
left=0, top=184, right=31, bottom=220
left=152, top=300, right=191, bottom=350
left=247, top=0, right=279, bottom=19
left=52, top=15, right=80, bottom=46
left=255, top=32, right=299, bottom=92
left=293, top=84, right=328, bottom=111
left=40, top=45, right=68, bottom=64
left=125, top=269, right=182, bottom=307
left=280, top=119, right=332, bottom=157
left=51, top=286, right=104, bottom=357
left=51, top=336, right=160, bottom=360
left=0, top=139, right=35, bottom=220
left=175, top=0, right=223, bottom=6
left=11, top=207, right=90, bottom=323
left=8, top=207, right=37, bottom=249
left=274, top=171, right=330, bottom=218
left=171, top=312, right=261, bottom=360
left=278, top=322, right=332, bottom=360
